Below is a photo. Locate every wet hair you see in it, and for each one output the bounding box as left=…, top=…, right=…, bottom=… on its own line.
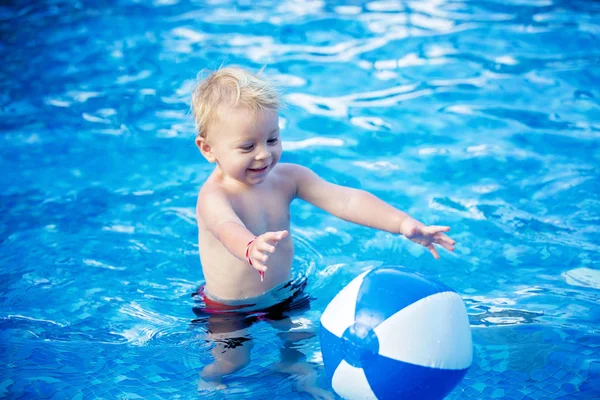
left=191, top=66, right=281, bottom=138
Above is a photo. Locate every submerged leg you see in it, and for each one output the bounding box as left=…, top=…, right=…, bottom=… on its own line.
left=198, top=314, right=255, bottom=390
left=199, top=335, right=254, bottom=388
left=266, top=316, right=334, bottom=400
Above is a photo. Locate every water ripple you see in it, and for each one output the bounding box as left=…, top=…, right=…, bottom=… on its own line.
left=563, top=268, right=600, bottom=290
left=286, top=82, right=450, bottom=116
left=470, top=308, right=544, bottom=327
left=2, top=0, right=600, bottom=398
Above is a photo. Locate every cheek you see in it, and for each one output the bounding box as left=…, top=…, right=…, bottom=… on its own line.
left=273, top=144, right=283, bottom=160
left=272, top=150, right=282, bottom=164
left=223, top=153, right=247, bottom=171
left=240, top=153, right=255, bottom=168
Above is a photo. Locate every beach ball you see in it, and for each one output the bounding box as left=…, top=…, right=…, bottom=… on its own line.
left=319, top=266, right=472, bottom=400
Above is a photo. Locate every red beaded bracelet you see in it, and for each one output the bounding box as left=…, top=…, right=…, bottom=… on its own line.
left=245, top=237, right=264, bottom=282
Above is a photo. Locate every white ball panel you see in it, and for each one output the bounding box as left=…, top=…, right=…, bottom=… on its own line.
left=321, top=270, right=369, bottom=338
left=331, top=360, right=377, bottom=400
left=375, top=291, right=473, bottom=369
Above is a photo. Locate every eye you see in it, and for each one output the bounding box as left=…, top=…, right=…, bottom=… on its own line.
left=267, top=137, right=279, bottom=145
left=240, top=144, right=254, bottom=152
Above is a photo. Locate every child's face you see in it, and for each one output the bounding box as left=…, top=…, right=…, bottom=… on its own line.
left=203, top=106, right=282, bottom=186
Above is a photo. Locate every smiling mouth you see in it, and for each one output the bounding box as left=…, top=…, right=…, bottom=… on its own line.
left=248, top=165, right=269, bottom=173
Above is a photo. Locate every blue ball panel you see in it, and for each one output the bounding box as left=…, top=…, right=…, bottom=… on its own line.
left=355, top=267, right=452, bottom=329
left=363, top=353, right=469, bottom=400
left=319, top=324, right=344, bottom=381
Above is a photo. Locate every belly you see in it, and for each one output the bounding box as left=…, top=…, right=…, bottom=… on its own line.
left=200, top=234, right=294, bottom=300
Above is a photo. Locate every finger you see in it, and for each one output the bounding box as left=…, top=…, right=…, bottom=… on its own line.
left=264, top=230, right=288, bottom=244
left=427, top=244, right=440, bottom=259
left=251, top=250, right=269, bottom=263
left=258, top=243, right=277, bottom=254
left=433, top=233, right=456, bottom=246
left=263, top=230, right=286, bottom=241
left=273, top=230, right=288, bottom=242
left=252, top=260, right=268, bottom=273
left=432, top=234, right=455, bottom=252
left=426, top=226, right=450, bottom=235
left=438, top=242, right=455, bottom=252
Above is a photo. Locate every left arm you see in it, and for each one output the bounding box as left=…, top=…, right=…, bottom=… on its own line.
left=294, top=166, right=407, bottom=232
left=289, top=164, right=455, bottom=258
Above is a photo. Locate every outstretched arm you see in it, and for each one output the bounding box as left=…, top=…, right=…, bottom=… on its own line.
left=291, top=165, right=455, bottom=259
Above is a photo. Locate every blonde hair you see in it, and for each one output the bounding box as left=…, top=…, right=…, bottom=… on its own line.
left=191, top=66, right=281, bottom=138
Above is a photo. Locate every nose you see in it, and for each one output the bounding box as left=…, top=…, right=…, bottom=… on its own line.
left=255, top=145, right=271, bottom=161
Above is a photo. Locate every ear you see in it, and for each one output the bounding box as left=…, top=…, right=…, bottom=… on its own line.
left=195, top=136, right=216, bottom=163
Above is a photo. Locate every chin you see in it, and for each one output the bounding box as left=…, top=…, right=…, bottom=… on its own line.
left=249, top=175, right=267, bottom=185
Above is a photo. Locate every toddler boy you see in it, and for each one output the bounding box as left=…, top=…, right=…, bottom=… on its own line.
left=191, top=66, right=455, bottom=392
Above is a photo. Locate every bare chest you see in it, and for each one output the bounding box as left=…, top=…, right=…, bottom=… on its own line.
left=230, top=189, right=292, bottom=235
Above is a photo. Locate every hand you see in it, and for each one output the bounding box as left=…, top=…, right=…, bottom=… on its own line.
left=400, top=217, right=455, bottom=259
left=247, top=230, right=288, bottom=275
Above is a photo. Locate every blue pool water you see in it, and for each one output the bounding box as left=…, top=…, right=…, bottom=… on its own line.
left=1, top=0, right=599, bottom=398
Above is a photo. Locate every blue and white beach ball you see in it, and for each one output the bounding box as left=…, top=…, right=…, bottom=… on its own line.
left=319, top=266, right=472, bottom=400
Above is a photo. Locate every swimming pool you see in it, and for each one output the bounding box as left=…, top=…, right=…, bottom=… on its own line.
left=1, top=0, right=599, bottom=398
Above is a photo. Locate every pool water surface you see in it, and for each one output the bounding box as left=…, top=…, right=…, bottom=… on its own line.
left=1, top=0, right=599, bottom=399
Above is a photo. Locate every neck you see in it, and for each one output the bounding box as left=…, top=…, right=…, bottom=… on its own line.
left=212, top=165, right=256, bottom=191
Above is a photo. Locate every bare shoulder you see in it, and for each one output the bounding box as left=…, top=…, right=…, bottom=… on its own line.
left=270, top=163, right=310, bottom=196
left=196, top=180, right=229, bottom=218
left=198, top=178, right=223, bottom=200
left=273, top=163, right=313, bottom=179
left=274, top=163, right=325, bottom=201
left=275, top=163, right=321, bottom=186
